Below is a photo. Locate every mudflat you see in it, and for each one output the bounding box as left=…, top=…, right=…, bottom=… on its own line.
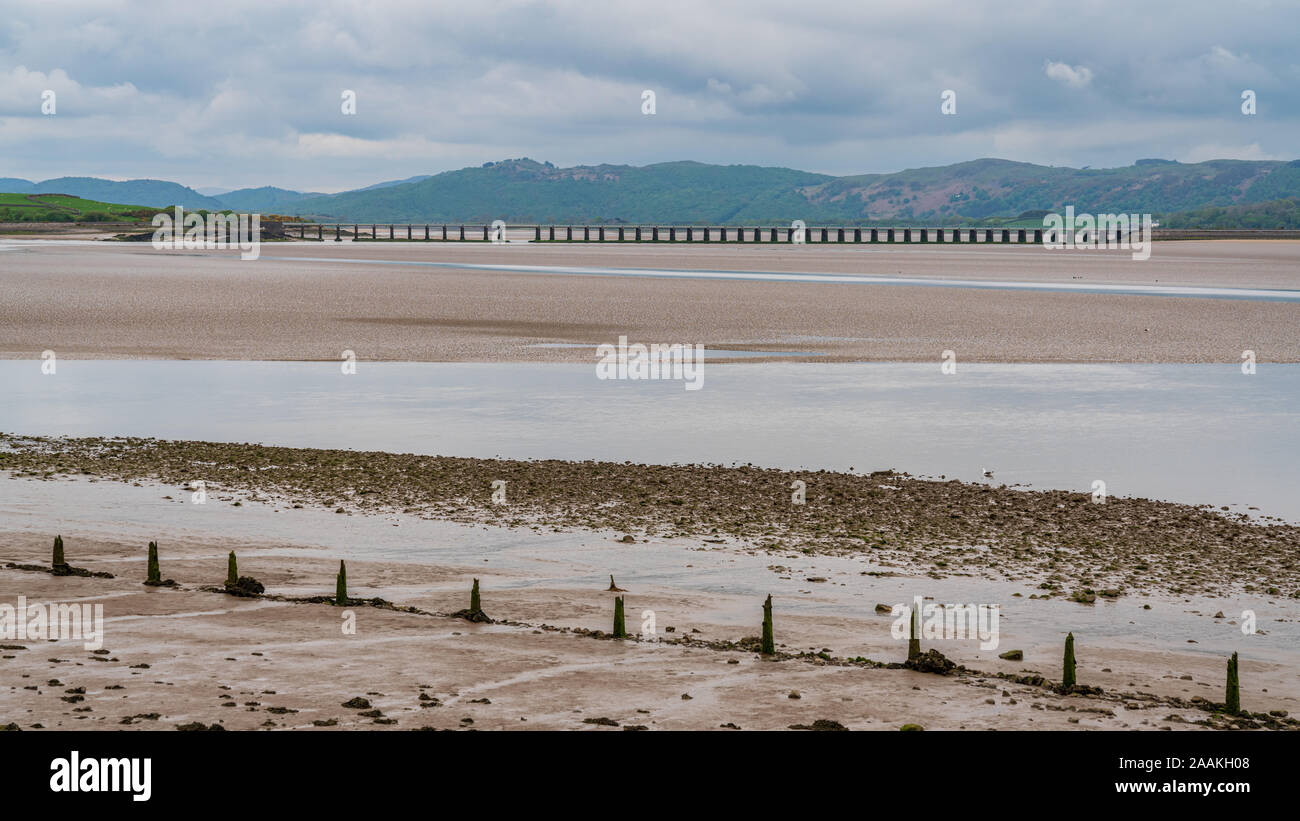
left=3, top=464, right=1297, bottom=732
left=1, top=240, right=1297, bottom=362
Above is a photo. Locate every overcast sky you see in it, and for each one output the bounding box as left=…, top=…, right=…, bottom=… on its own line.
left=1, top=0, right=1296, bottom=192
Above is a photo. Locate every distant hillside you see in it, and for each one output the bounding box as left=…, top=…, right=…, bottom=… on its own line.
left=281, top=157, right=1300, bottom=224
left=810, top=158, right=1300, bottom=222
left=0, top=192, right=158, bottom=222
left=4, top=157, right=1299, bottom=225
left=289, top=159, right=832, bottom=223
left=1160, top=197, right=1300, bottom=230
left=214, top=186, right=324, bottom=212
left=12, top=177, right=224, bottom=210
left=351, top=174, right=434, bottom=192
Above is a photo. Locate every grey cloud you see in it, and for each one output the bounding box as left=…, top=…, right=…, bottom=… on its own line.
left=0, top=0, right=1295, bottom=189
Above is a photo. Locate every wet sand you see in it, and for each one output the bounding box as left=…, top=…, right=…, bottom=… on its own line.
left=2, top=437, right=1298, bottom=730
left=3, top=482, right=1297, bottom=731
left=1, top=240, right=1297, bottom=362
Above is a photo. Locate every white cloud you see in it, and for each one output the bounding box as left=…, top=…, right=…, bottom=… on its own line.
left=1044, top=60, right=1093, bottom=88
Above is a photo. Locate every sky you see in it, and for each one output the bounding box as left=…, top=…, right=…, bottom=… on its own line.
left=1, top=0, right=1297, bottom=192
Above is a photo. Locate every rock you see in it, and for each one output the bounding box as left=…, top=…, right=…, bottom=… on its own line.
left=341, top=697, right=371, bottom=709
left=788, top=719, right=848, bottom=731
left=788, top=690, right=801, bottom=699
left=904, top=649, right=956, bottom=674
left=999, top=649, right=1023, bottom=660
left=224, top=576, right=264, bottom=597
left=583, top=716, right=619, bottom=726
left=900, top=723, right=924, bottom=731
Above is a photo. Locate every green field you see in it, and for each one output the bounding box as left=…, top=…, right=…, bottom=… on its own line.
left=0, top=192, right=159, bottom=223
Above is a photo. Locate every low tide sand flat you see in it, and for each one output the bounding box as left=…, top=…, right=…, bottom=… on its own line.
left=3, top=241, right=1299, bottom=735
left=3, top=476, right=1297, bottom=731
left=1, top=240, right=1297, bottom=362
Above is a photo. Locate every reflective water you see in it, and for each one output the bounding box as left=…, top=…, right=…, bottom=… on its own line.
left=1, top=361, right=1295, bottom=519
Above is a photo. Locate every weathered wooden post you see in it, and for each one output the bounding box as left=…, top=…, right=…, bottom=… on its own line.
left=853, top=228, right=861, bottom=243
left=388, top=225, right=393, bottom=240
left=652, top=227, right=659, bottom=241
left=918, top=228, right=927, bottom=243
left=426, top=225, right=431, bottom=240
left=599, top=226, right=605, bottom=241
left=1033, top=228, right=1043, bottom=244
left=1063, top=632, right=1077, bottom=688
left=52, top=534, right=66, bottom=570
left=984, top=229, right=993, bottom=242
left=635, top=227, right=641, bottom=241
left=769, top=227, right=777, bottom=242
left=335, top=560, right=347, bottom=605
left=669, top=227, right=677, bottom=241
left=612, top=596, right=627, bottom=638
left=1017, top=229, right=1026, bottom=243
left=226, top=551, right=238, bottom=587
left=908, top=605, right=921, bottom=661
left=618, top=227, right=625, bottom=241
left=483, top=225, right=489, bottom=241
left=147, top=541, right=160, bottom=584
left=583, top=226, right=589, bottom=241
left=686, top=227, right=693, bottom=241
left=549, top=226, right=555, bottom=240
left=1001, top=229, right=1010, bottom=243
left=442, top=225, right=448, bottom=240
left=761, top=594, right=775, bottom=655
left=1225, top=652, right=1240, bottom=713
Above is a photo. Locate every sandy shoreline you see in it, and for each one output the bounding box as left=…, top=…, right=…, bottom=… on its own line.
left=1, top=240, right=1298, bottom=363
left=2, top=436, right=1298, bottom=731
left=2, top=480, right=1296, bottom=731
left=5, top=434, right=1299, bottom=598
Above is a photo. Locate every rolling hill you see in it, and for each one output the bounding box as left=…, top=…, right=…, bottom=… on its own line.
left=2, top=157, right=1299, bottom=225
left=282, top=157, right=1300, bottom=225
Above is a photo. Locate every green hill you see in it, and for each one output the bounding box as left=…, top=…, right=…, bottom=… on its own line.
left=214, top=186, right=324, bottom=212
left=0, top=192, right=160, bottom=222
left=5, top=157, right=1299, bottom=227
left=8, top=177, right=223, bottom=210
left=282, top=157, right=1300, bottom=225
left=288, top=159, right=831, bottom=223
